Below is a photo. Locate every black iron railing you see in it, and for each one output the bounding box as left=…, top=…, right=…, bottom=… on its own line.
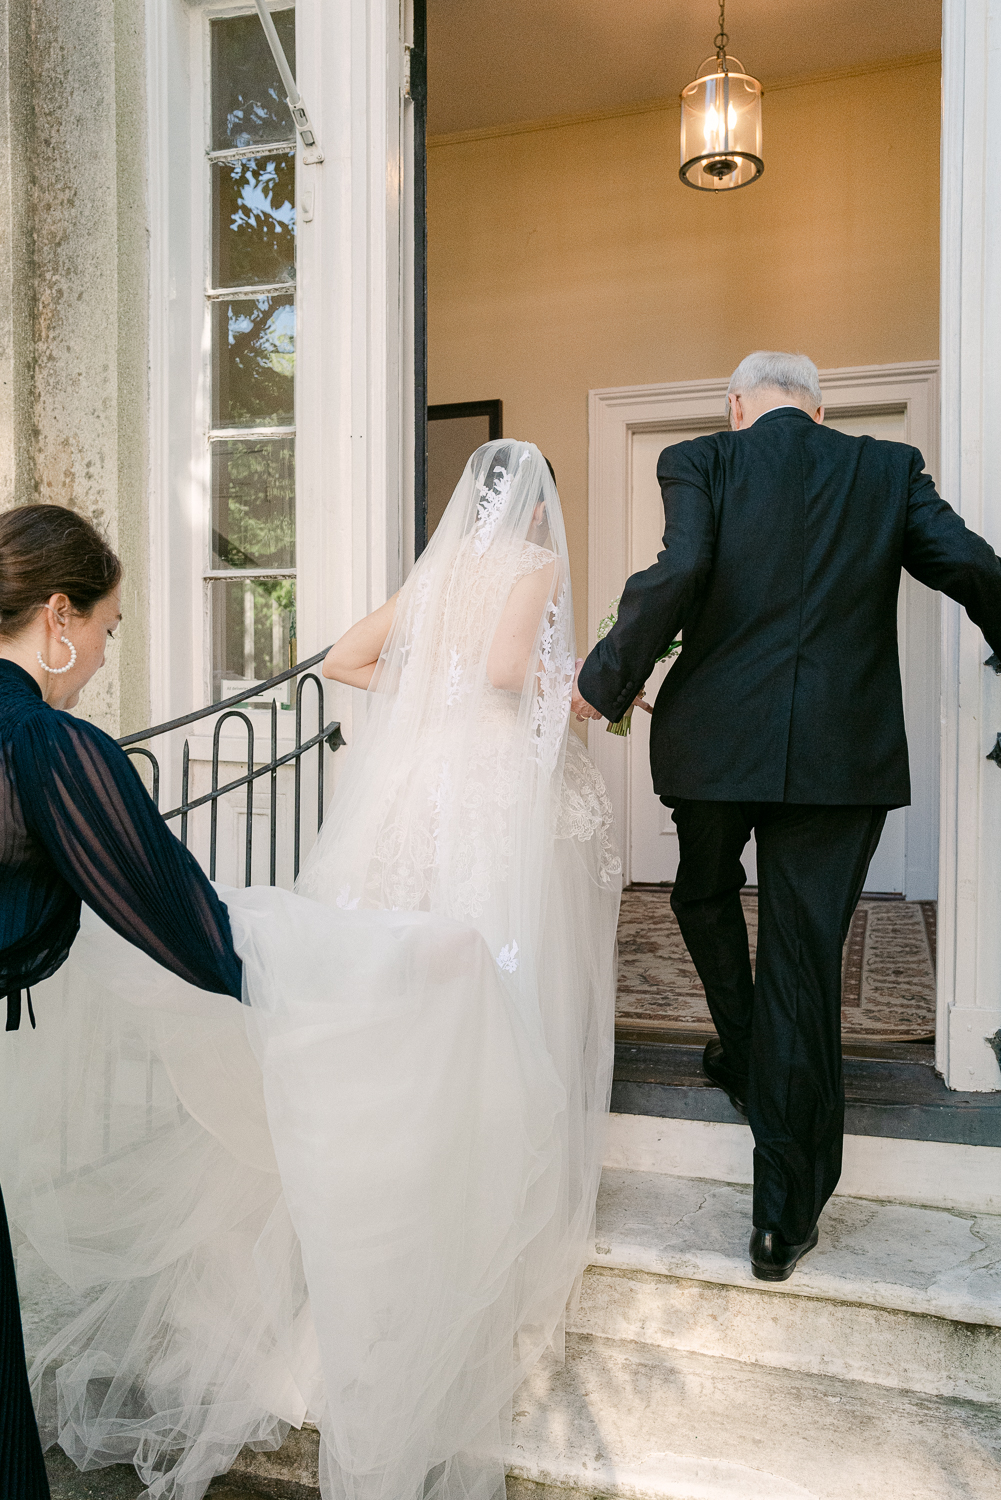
left=117, top=647, right=345, bottom=886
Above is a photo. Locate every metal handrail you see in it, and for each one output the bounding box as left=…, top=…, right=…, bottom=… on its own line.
left=117, top=647, right=345, bottom=886
left=118, top=645, right=329, bottom=747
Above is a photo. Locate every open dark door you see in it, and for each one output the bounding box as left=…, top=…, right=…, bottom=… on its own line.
left=412, top=0, right=429, bottom=556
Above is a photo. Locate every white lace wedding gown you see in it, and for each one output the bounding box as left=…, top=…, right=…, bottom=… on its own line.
left=0, top=441, right=621, bottom=1500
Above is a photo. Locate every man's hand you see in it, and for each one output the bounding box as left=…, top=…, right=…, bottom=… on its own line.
left=572, top=658, right=603, bottom=722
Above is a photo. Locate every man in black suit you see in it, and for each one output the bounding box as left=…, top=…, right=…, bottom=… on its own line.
left=575, top=351, right=1001, bottom=1281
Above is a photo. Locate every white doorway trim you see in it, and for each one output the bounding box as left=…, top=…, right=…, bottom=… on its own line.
left=586, top=359, right=941, bottom=887
left=937, top=0, right=1001, bottom=1092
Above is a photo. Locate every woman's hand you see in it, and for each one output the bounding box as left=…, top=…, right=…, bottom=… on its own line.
left=571, top=659, right=602, bottom=722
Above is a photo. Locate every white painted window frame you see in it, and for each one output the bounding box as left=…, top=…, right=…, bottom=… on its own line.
left=204, top=42, right=297, bottom=704
left=146, top=0, right=412, bottom=768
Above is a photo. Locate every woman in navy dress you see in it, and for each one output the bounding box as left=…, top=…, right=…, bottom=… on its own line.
left=0, top=503, right=242, bottom=1498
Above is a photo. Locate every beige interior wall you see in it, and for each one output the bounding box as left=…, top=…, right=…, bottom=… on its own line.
left=427, top=56, right=941, bottom=646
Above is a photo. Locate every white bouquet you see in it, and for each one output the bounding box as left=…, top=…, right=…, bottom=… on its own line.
left=596, top=597, right=681, bottom=736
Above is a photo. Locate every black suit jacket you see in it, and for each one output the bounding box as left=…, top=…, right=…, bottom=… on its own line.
left=579, top=407, right=1001, bottom=806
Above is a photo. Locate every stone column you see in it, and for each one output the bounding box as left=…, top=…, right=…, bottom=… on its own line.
left=0, top=0, right=149, bottom=737
left=28, top=0, right=149, bottom=735
left=937, top=0, right=1001, bottom=1090
left=0, top=0, right=33, bottom=513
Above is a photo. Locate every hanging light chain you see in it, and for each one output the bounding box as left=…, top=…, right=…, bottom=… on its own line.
left=680, top=0, right=763, bottom=192
left=714, top=0, right=729, bottom=73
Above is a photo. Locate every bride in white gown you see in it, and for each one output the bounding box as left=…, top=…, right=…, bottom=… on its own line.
left=0, top=441, right=621, bottom=1500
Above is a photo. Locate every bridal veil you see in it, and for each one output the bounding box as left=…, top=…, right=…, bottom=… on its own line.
left=0, top=441, right=621, bottom=1500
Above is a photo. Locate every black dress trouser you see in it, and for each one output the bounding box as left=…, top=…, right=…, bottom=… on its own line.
left=669, top=800, right=887, bottom=1246
left=0, top=1186, right=50, bottom=1497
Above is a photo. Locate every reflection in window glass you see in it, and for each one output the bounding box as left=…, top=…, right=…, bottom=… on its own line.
left=208, top=8, right=297, bottom=702
left=212, top=295, right=295, bottom=430
left=210, top=9, right=296, bottom=153
left=210, top=577, right=296, bottom=701
left=212, top=154, right=296, bottom=289
left=212, top=438, right=295, bottom=570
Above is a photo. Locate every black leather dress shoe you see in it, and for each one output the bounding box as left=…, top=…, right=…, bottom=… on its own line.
left=701, top=1039, right=748, bottom=1117
left=749, top=1225, right=820, bottom=1281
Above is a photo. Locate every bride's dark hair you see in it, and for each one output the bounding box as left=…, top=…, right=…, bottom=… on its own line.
left=0, top=503, right=122, bottom=640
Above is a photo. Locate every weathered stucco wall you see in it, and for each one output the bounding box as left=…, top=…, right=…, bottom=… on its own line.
left=0, top=0, right=33, bottom=514
left=0, top=0, right=149, bottom=736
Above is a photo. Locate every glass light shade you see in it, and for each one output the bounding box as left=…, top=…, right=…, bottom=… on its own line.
left=680, top=57, right=763, bottom=192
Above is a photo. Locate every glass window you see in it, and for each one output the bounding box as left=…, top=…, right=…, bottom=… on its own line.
left=207, top=7, right=296, bottom=703
left=211, top=10, right=296, bottom=152
left=211, top=294, right=295, bottom=429
left=210, top=577, right=296, bottom=701
left=211, top=154, right=296, bottom=289
left=211, top=437, right=295, bottom=571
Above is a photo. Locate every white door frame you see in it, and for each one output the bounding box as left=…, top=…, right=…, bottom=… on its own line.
left=938, top=0, right=1001, bottom=1091
left=588, top=359, right=940, bottom=885
left=587, top=367, right=942, bottom=993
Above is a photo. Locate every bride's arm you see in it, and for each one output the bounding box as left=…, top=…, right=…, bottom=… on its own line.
left=321, top=593, right=399, bottom=689
left=487, top=563, right=558, bottom=691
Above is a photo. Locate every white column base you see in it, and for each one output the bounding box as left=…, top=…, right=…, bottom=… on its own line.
left=947, top=1005, right=1001, bottom=1091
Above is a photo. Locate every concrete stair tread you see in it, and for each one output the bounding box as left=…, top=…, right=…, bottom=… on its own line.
left=508, top=1332, right=1001, bottom=1500
left=595, top=1167, right=1001, bottom=1327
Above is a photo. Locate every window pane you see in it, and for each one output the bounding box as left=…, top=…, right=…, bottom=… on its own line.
left=212, top=438, right=295, bottom=570
left=212, top=295, right=295, bottom=429
left=211, top=9, right=296, bottom=153
left=212, top=155, right=296, bottom=290
left=210, top=577, right=296, bottom=701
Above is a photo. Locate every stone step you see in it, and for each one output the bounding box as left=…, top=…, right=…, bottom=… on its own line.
left=576, top=1168, right=1001, bottom=1402
left=611, top=1038, right=1001, bottom=1148
left=32, top=1162, right=1001, bottom=1496
left=229, top=1168, right=1001, bottom=1494
left=226, top=1427, right=319, bottom=1498
left=604, top=1111, right=1001, bottom=1214
left=507, top=1333, right=1001, bottom=1500
left=229, top=1332, right=1001, bottom=1500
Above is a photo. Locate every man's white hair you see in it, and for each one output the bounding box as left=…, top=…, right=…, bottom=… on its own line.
left=726, top=351, right=822, bottom=410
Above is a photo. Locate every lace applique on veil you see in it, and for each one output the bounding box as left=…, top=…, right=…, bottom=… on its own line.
left=557, top=734, right=622, bottom=882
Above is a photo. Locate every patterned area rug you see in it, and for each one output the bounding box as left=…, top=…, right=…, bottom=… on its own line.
left=617, top=887, right=937, bottom=1042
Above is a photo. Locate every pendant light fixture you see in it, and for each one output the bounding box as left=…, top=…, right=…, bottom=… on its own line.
left=680, top=0, right=763, bottom=192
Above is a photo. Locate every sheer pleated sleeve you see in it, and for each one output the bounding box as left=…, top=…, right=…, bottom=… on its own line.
left=12, top=710, right=242, bottom=999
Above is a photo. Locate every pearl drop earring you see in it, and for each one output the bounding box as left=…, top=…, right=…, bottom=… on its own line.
left=37, top=635, right=77, bottom=675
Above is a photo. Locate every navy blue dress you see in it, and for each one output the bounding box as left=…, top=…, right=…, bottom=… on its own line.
left=0, top=658, right=242, bottom=1498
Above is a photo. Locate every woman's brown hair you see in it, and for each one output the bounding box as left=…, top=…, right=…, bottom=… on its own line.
left=0, top=504, right=123, bottom=640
